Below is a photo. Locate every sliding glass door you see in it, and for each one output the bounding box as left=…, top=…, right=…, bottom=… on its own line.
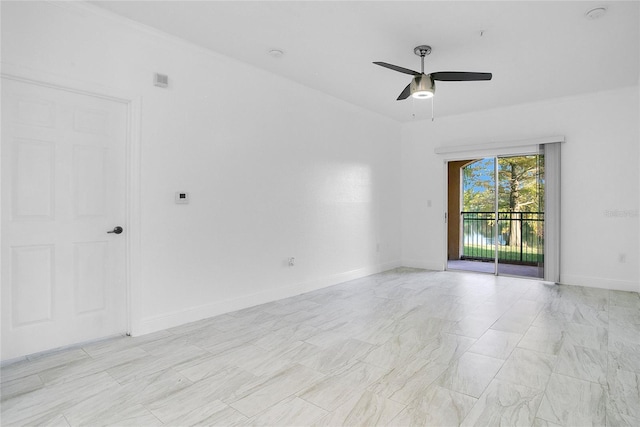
left=449, top=149, right=545, bottom=278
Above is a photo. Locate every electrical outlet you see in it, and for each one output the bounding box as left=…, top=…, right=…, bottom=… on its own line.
left=288, top=257, right=295, bottom=267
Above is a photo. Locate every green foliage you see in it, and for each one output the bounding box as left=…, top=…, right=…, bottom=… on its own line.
left=463, top=156, right=544, bottom=213
left=462, top=155, right=545, bottom=249
left=463, top=158, right=495, bottom=212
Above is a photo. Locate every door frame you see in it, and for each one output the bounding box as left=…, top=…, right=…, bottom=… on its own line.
left=446, top=154, right=542, bottom=277
left=1, top=64, right=142, bottom=337
left=436, top=136, right=563, bottom=280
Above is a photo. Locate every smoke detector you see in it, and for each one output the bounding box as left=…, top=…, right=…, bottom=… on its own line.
left=585, top=7, right=607, bottom=20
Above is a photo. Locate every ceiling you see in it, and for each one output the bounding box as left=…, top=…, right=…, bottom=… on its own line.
left=90, top=1, right=639, bottom=122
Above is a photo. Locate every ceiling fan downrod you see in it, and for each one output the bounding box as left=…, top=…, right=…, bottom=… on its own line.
left=414, top=45, right=431, bottom=74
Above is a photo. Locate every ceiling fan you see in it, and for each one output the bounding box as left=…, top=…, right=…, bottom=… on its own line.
left=374, top=45, right=492, bottom=100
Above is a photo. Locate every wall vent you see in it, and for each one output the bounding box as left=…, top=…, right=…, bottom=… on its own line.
left=154, top=73, right=169, bottom=88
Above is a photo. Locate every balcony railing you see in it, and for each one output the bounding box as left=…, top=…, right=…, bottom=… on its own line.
left=461, top=211, right=544, bottom=265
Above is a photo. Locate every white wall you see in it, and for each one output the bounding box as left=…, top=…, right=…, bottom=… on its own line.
left=401, top=86, right=640, bottom=292
left=1, top=1, right=402, bottom=334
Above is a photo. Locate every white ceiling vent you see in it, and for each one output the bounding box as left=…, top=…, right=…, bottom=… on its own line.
left=154, top=73, right=169, bottom=88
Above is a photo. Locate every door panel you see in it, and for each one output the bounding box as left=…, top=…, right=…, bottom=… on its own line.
left=12, top=138, right=55, bottom=219
left=73, top=145, right=107, bottom=217
left=74, top=241, right=108, bottom=314
left=11, top=244, right=54, bottom=326
left=1, top=79, right=128, bottom=361
left=497, top=154, right=544, bottom=278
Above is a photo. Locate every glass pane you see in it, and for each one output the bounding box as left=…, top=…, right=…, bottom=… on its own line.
left=496, top=154, right=544, bottom=278
left=453, top=157, right=497, bottom=274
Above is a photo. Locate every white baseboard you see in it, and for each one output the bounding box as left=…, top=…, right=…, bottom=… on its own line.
left=561, top=274, right=639, bottom=293
left=133, top=260, right=402, bottom=336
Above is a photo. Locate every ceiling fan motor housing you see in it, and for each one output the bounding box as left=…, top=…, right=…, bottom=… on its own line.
left=410, top=74, right=435, bottom=98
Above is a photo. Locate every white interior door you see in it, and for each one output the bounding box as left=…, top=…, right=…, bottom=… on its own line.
left=1, top=78, right=128, bottom=361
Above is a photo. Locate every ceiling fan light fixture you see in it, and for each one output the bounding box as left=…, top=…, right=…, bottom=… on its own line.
left=410, top=75, right=435, bottom=99
left=412, top=90, right=434, bottom=99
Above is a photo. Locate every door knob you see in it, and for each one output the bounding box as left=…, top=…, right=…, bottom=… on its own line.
left=107, top=226, right=123, bottom=234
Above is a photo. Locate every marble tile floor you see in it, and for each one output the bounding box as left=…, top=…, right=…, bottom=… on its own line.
left=2, top=268, right=640, bottom=426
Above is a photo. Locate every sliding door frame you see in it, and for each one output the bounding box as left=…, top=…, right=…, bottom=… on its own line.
left=437, top=136, right=564, bottom=281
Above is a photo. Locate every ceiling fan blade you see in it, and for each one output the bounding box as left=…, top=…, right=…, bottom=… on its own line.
left=373, top=62, right=420, bottom=76
left=431, top=72, right=492, bottom=81
left=397, top=84, right=411, bottom=100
